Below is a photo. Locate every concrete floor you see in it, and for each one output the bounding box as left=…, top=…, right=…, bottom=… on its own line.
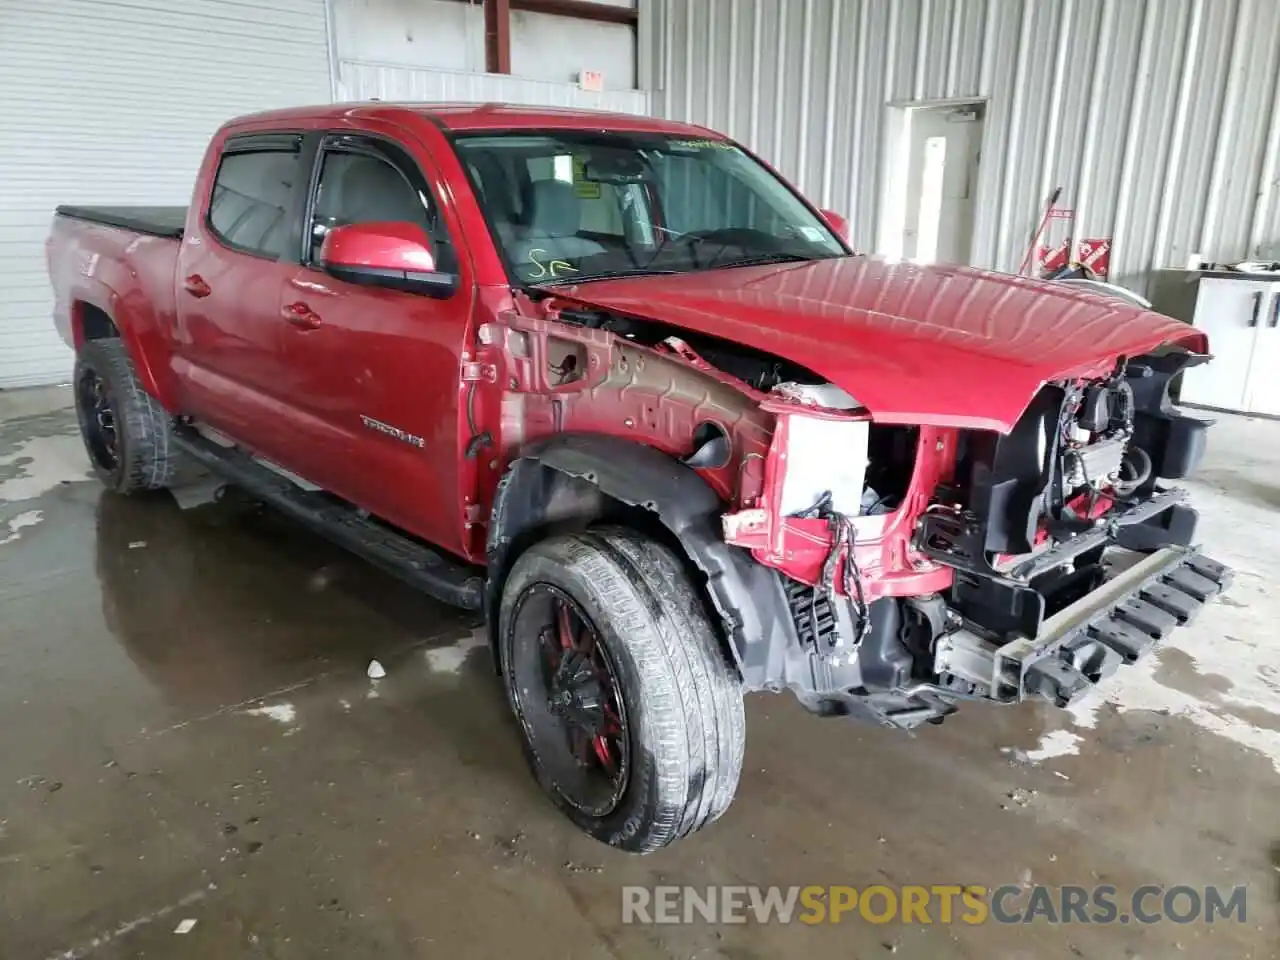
left=1, top=385, right=1277, bottom=960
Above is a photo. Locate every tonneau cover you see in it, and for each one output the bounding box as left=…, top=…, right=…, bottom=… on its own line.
left=56, top=205, right=186, bottom=239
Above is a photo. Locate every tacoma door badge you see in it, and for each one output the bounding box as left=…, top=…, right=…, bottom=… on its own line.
left=360, top=415, right=425, bottom=448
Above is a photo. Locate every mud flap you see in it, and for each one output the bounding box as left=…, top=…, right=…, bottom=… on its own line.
left=1010, top=550, right=1232, bottom=708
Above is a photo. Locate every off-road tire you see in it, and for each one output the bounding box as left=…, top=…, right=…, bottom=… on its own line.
left=74, top=338, right=178, bottom=493
left=499, top=527, right=746, bottom=853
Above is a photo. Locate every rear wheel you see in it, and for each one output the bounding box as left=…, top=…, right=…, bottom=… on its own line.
left=499, top=527, right=745, bottom=853
left=74, top=338, right=179, bottom=493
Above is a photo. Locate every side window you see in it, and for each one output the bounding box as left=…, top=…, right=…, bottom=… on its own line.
left=309, top=149, right=450, bottom=267
left=208, top=147, right=303, bottom=259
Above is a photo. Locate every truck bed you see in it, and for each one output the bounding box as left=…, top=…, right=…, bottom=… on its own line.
left=55, top=205, right=187, bottom=239
left=48, top=206, right=183, bottom=356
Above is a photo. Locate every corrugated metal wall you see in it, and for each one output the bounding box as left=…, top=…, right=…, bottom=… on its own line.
left=338, top=61, right=651, bottom=115
left=0, top=0, right=332, bottom=388
left=644, top=0, right=1280, bottom=291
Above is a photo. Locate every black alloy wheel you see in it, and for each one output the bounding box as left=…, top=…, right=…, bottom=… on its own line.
left=76, top=364, right=119, bottom=474
left=508, top=584, right=630, bottom=817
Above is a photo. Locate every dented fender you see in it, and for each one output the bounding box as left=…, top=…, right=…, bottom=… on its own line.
left=483, top=434, right=799, bottom=686
left=476, top=305, right=774, bottom=503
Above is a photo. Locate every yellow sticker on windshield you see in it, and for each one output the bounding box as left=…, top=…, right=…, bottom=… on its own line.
left=572, top=156, right=601, bottom=199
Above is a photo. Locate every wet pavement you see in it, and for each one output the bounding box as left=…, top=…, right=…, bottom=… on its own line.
left=1, top=385, right=1278, bottom=959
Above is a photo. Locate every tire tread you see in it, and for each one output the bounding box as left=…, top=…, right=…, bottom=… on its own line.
left=75, top=338, right=178, bottom=493
left=500, top=528, right=745, bottom=853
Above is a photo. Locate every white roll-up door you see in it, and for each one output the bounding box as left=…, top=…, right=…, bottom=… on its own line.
left=0, top=0, right=333, bottom=388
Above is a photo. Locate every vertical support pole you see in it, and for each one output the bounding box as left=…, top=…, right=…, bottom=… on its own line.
left=486, top=0, right=512, bottom=74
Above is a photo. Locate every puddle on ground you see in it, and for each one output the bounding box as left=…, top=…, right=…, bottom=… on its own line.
left=1152, top=646, right=1235, bottom=698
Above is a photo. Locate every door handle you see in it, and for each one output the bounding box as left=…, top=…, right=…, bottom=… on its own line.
left=182, top=274, right=211, bottom=298
left=281, top=301, right=321, bottom=329
left=1271, top=294, right=1280, bottom=328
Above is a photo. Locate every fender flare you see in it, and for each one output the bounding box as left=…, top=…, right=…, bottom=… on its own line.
left=71, top=288, right=169, bottom=407
left=484, top=433, right=799, bottom=689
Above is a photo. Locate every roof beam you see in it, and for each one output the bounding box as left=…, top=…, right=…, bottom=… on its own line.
left=512, top=0, right=637, bottom=26
left=443, top=0, right=638, bottom=28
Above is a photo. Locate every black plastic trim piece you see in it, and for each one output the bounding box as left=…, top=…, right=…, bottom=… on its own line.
left=223, top=132, right=306, bottom=154
left=1115, top=503, right=1198, bottom=551
left=55, top=205, right=187, bottom=240
left=1006, top=487, right=1188, bottom=581
left=172, top=425, right=484, bottom=610
left=1127, top=351, right=1212, bottom=490
left=951, top=572, right=1045, bottom=639
left=1020, top=548, right=1232, bottom=708
left=966, top=385, right=1060, bottom=554
left=326, top=263, right=459, bottom=297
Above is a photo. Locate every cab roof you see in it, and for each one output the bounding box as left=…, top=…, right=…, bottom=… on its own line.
left=228, top=101, right=725, bottom=138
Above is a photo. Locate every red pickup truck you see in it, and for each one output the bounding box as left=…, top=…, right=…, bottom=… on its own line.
left=47, top=102, right=1230, bottom=853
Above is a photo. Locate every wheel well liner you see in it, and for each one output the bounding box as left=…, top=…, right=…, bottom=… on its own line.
left=76, top=301, right=119, bottom=342
left=484, top=434, right=799, bottom=688
left=69, top=299, right=170, bottom=408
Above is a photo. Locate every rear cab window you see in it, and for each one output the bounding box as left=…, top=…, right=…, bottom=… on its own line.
left=207, top=134, right=305, bottom=260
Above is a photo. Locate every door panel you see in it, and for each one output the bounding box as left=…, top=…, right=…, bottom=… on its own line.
left=173, top=136, right=310, bottom=460
left=276, top=134, right=472, bottom=555
left=275, top=273, right=473, bottom=552
left=173, top=243, right=295, bottom=451
left=1178, top=278, right=1269, bottom=412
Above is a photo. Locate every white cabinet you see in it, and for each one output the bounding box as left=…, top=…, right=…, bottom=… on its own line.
left=1245, top=318, right=1280, bottom=416
left=1150, top=271, right=1280, bottom=416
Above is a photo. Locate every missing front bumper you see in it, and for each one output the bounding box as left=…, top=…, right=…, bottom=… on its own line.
left=1005, top=547, right=1232, bottom=706
left=932, top=546, right=1233, bottom=709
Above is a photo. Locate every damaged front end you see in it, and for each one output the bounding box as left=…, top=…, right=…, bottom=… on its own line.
left=724, top=351, right=1232, bottom=727
left=481, top=294, right=1230, bottom=731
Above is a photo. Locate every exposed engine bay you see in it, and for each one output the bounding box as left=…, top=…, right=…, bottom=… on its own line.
left=503, top=297, right=1229, bottom=731
left=557, top=306, right=828, bottom=391
left=555, top=304, right=918, bottom=517
left=1059, top=379, right=1144, bottom=497
left=717, top=348, right=1228, bottom=729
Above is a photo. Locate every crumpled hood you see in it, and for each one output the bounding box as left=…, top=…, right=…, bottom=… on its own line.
left=549, top=257, right=1206, bottom=433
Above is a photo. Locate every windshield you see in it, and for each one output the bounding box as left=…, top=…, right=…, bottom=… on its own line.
left=452, top=131, right=846, bottom=285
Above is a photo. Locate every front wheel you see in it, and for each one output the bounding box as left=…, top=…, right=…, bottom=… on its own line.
left=498, top=528, right=745, bottom=853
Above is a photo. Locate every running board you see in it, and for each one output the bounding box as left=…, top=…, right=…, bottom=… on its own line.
left=171, top=425, right=484, bottom=610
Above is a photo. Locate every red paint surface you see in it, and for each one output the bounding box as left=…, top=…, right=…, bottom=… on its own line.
left=723, top=419, right=959, bottom=598
left=319, top=222, right=439, bottom=272
left=553, top=257, right=1205, bottom=433
left=47, top=102, right=1208, bottom=591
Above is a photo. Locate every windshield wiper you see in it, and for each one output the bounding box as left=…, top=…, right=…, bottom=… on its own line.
left=716, top=252, right=817, bottom=270
left=537, top=267, right=683, bottom=285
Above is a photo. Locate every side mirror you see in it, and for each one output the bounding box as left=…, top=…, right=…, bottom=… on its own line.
left=320, top=222, right=457, bottom=298
left=819, top=208, right=850, bottom=242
